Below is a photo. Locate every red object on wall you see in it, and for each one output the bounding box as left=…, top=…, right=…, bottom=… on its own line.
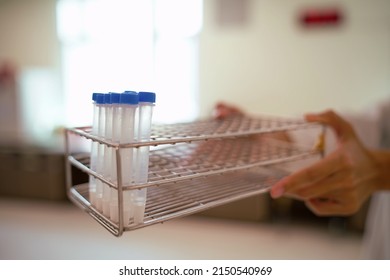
left=300, top=8, right=343, bottom=27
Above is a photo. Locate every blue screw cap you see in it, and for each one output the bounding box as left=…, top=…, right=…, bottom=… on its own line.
left=123, top=90, right=137, bottom=95
left=120, top=92, right=139, bottom=105
left=95, top=93, right=105, bottom=104
left=92, top=92, right=104, bottom=102
left=104, top=93, right=112, bottom=104
left=139, top=91, right=156, bottom=103
left=110, top=92, right=121, bottom=104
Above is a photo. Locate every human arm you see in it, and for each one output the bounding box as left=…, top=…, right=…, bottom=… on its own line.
left=370, top=149, right=390, bottom=189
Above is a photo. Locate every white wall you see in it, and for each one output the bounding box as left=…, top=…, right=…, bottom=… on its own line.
left=2, top=0, right=390, bottom=125
left=0, top=0, right=60, bottom=68
left=199, top=0, right=390, bottom=118
left=0, top=0, right=62, bottom=147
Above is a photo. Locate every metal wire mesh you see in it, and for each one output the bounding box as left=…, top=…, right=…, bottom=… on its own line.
left=149, top=115, right=308, bottom=142
left=71, top=167, right=286, bottom=232
left=146, top=138, right=316, bottom=186
left=68, top=115, right=317, bottom=147
left=65, top=115, right=323, bottom=235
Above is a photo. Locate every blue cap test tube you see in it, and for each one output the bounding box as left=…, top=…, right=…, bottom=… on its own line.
left=110, top=91, right=139, bottom=225
left=108, top=92, right=121, bottom=222
left=90, top=93, right=105, bottom=208
left=102, top=93, right=114, bottom=217
left=90, top=90, right=156, bottom=225
left=89, top=92, right=103, bottom=206
left=95, top=93, right=107, bottom=212
left=133, top=91, right=156, bottom=224
left=110, top=92, right=121, bottom=183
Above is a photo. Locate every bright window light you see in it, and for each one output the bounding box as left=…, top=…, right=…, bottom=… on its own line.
left=155, top=0, right=203, bottom=38
left=57, top=0, right=203, bottom=127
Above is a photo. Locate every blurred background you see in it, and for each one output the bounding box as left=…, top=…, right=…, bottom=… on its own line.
left=1, top=0, right=389, bottom=259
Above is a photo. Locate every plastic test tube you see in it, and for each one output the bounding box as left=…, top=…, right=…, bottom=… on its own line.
left=109, top=92, right=122, bottom=222
left=95, top=93, right=106, bottom=212
left=89, top=92, right=101, bottom=206
left=102, top=93, right=113, bottom=217
left=110, top=92, right=139, bottom=225
left=110, top=92, right=121, bottom=183
left=133, top=91, right=156, bottom=224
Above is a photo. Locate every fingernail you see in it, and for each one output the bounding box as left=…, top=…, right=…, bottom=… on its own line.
left=271, top=183, right=285, bottom=198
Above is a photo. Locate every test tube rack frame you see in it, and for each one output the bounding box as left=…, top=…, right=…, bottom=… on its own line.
left=64, top=115, right=325, bottom=236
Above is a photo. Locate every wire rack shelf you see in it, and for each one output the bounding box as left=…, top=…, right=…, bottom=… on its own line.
left=65, top=115, right=324, bottom=236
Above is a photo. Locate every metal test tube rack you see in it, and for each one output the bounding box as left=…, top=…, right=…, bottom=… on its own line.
left=65, top=115, right=325, bottom=237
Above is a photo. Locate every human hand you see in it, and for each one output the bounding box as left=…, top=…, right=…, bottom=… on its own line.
left=270, top=110, right=379, bottom=216
left=213, top=102, right=244, bottom=119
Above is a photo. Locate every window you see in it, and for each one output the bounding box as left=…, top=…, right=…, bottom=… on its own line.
left=57, top=0, right=202, bottom=126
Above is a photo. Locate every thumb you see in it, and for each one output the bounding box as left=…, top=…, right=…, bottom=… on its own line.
left=305, top=110, right=356, bottom=142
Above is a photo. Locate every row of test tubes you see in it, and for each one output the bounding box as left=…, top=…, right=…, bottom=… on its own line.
left=89, top=91, right=156, bottom=225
